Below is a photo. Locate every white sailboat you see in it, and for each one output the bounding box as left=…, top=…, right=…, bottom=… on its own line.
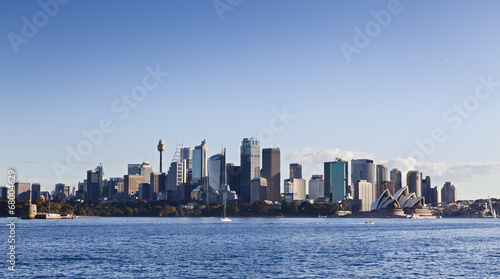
left=221, top=202, right=231, bottom=222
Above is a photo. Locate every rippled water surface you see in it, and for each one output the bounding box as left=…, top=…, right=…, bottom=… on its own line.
left=1, top=217, right=500, bottom=278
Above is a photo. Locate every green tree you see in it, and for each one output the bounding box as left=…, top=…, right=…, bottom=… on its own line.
left=177, top=205, right=185, bottom=217
left=251, top=201, right=269, bottom=215
left=124, top=207, right=134, bottom=217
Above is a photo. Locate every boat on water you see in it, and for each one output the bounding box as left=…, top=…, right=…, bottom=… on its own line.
left=34, top=213, right=76, bottom=219
left=25, top=195, right=76, bottom=219
left=365, top=221, right=375, bottom=224
left=221, top=202, right=231, bottom=222
left=406, top=213, right=419, bottom=219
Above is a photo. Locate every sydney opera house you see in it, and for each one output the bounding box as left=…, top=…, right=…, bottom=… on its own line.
left=368, top=186, right=435, bottom=218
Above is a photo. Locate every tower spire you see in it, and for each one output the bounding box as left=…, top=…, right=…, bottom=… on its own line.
left=157, top=138, right=165, bottom=172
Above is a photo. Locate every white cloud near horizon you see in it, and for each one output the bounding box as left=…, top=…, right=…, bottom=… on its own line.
left=288, top=147, right=500, bottom=184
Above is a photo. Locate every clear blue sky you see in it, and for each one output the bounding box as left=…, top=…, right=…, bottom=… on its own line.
left=2, top=0, right=500, bottom=199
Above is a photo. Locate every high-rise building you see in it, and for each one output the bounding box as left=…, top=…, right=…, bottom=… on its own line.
left=376, top=165, right=387, bottom=198
left=289, top=163, right=302, bottom=179
left=324, top=159, right=348, bottom=203
left=407, top=171, right=422, bottom=197
left=105, top=177, right=123, bottom=198
left=192, top=139, right=208, bottom=185
left=86, top=164, right=104, bottom=202
left=380, top=181, right=396, bottom=195
left=55, top=183, right=65, bottom=194
left=167, top=160, right=185, bottom=193
left=431, top=185, right=441, bottom=204
left=150, top=172, right=167, bottom=200
left=240, top=137, right=260, bottom=203
left=308, top=175, right=324, bottom=201
left=208, top=148, right=226, bottom=191
left=55, top=183, right=70, bottom=198
left=15, top=182, right=31, bottom=201
left=421, top=176, right=431, bottom=204
left=31, top=183, right=41, bottom=201
left=226, top=163, right=241, bottom=195
left=250, top=177, right=267, bottom=203
left=141, top=162, right=153, bottom=184
left=128, top=162, right=153, bottom=184
left=181, top=147, right=193, bottom=172
left=139, top=183, right=151, bottom=201
left=351, top=159, right=376, bottom=199
left=261, top=148, right=281, bottom=203
left=124, top=174, right=143, bottom=197
left=441, top=182, right=457, bottom=203
left=128, top=164, right=143, bottom=175
left=390, top=168, right=402, bottom=192
left=182, top=147, right=193, bottom=160
left=0, top=186, right=8, bottom=200
left=354, top=180, right=373, bottom=212
left=284, top=178, right=306, bottom=201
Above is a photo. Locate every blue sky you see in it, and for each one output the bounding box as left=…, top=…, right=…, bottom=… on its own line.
left=2, top=0, right=500, bottom=199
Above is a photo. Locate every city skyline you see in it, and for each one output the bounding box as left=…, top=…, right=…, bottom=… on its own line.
left=3, top=133, right=469, bottom=204
left=2, top=1, right=500, bottom=199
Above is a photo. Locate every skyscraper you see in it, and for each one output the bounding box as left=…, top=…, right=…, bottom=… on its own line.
left=181, top=147, right=193, bottom=172
left=86, top=164, right=104, bottom=202
left=284, top=178, right=306, bottom=201
left=166, top=160, right=185, bottom=193
left=261, top=148, right=281, bottom=203
left=376, top=164, right=387, bottom=198
left=351, top=159, right=376, bottom=199
left=324, top=159, right=348, bottom=203
left=354, top=180, right=373, bottom=212
left=390, top=168, right=402, bottom=192
left=308, top=175, right=324, bottom=201
left=240, top=137, right=260, bottom=203
left=150, top=172, right=167, bottom=200
left=380, top=181, right=396, bottom=195
left=127, top=162, right=153, bottom=184
left=192, top=139, right=208, bottom=185
left=441, top=182, right=457, bottom=203
left=31, top=183, right=41, bottom=202
left=431, top=185, right=441, bottom=204
left=208, top=148, right=226, bottom=191
left=138, top=183, right=151, bottom=201
left=124, top=174, right=143, bottom=197
left=226, top=163, right=241, bottom=195
left=406, top=171, right=422, bottom=197
left=250, top=177, right=267, bottom=203
left=106, top=177, right=123, bottom=198
left=421, top=176, right=431, bottom=204
left=141, top=162, right=153, bottom=184
left=289, top=163, right=302, bottom=179
left=128, top=164, right=143, bottom=175
left=14, top=182, right=31, bottom=201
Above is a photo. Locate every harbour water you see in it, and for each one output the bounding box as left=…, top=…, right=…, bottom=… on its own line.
left=2, top=217, right=500, bottom=278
